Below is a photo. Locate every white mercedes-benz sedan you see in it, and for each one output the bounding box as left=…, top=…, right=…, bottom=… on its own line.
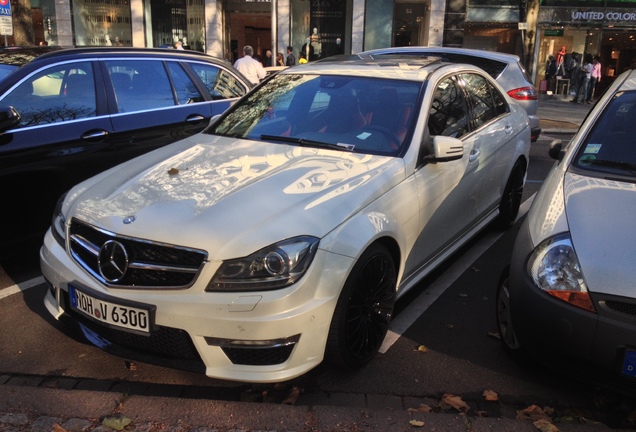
left=41, top=56, right=530, bottom=383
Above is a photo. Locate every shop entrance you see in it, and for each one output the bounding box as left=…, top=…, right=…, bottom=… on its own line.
left=225, top=0, right=271, bottom=64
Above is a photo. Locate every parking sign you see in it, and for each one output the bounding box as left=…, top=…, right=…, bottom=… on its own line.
left=0, top=0, right=12, bottom=36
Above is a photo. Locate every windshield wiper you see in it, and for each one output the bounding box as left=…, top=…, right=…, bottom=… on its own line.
left=584, top=158, right=636, bottom=174
left=260, top=134, right=355, bottom=152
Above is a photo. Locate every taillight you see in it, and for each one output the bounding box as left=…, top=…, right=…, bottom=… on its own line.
left=507, top=86, right=538, bottom=101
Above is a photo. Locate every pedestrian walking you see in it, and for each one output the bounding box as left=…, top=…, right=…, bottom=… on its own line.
left=586, top=55, right=602, bottom=104
left=571, top=54, right=592, bottom=104
left=286, top=46, right=296, bottom=66
left=233, top=45, right=266, bottom=85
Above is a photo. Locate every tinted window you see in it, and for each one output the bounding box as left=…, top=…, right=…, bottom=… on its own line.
left=166, top=62, right=204, bottom=105
left=1, top=61, right=96, bottom=126
left=462, top=73, right=508, bottom=128
left=189, top=63, right=246, bottom=100
left=572, top=91, right=636, bottom=178
left=429, top=77, right=470, bottom=138
left=105, top=60, right=174, bottom=113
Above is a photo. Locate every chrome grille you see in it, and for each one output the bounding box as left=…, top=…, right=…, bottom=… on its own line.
left=69, top=218, right=207, bottom=288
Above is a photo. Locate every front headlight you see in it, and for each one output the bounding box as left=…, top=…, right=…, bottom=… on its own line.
left=51, top=192, right=68, bottom=247
left=206, top=236, right=320, bottom=292
left=527, top=233, right=595, bottom=313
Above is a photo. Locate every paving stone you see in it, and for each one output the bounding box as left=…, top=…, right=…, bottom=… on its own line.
left=29, top=415, right=62, bottom=431
left=0, top=413, right=29, bottom=426
left=61, top=417, right=94, bottom=431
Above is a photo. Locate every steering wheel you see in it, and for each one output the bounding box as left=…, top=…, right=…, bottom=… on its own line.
left=361, top=125, right=401, bottom=150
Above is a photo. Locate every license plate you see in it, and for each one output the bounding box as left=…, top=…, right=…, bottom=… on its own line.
left=621, top=349, right=636, bottom=378
left=69, top=286, right=151, bottom=334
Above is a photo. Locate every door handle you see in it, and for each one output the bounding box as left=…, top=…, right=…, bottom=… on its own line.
left=186, top=114, right=206, bottom=124
left=81, top=130, right=109, bottom=141
left=469, top=149, right=480, bottom=162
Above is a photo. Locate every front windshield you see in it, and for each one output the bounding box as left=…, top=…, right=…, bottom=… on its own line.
left=573, top=91, right=636, bottom=179
left=209, top=73, right=421, bottom=156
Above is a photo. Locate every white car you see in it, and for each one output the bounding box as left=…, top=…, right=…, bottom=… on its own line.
left=496, top=69, right=636, bottom=382
left=41, top=57, right=530, bottom=383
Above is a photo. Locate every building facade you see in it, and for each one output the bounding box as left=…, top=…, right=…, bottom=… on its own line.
left=20, top=0, right=636, bottom=88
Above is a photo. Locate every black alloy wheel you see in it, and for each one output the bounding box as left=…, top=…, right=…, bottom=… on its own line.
left=326, top=243, right=397, bottom=369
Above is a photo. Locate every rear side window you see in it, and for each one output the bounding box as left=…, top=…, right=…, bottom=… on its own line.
left=189, top=63, right=246, bottom=100
left=429, top=76, right=470, bottom=139
left=462, top=73, right=509, bottom=128
left=1, top=61, right=96, bottom=126
left=105, top=60, right=175, bottom=113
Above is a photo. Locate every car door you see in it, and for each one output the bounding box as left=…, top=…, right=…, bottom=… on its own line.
left=0, top=59, right=115, bottom=253
left=403, top=75, right=480, bottom=279
left=104, top=58, right=248, bottom=163
left=461, top=72, right=515, bottom=218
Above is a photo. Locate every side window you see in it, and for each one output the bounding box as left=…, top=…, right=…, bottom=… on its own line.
left=462, top=73, right=496, bottom=129
left=1, top=61, right=96, bottom=127
left=105, top=60, right=174, bottom=113
left=428, top=77, right=470, bottom=138
left=167, top=62, right=204, bottom=105
left=189, top=63, right=246, bottom=100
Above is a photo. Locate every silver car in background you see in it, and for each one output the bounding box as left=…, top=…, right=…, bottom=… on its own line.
left=360, top=47, right=541, bottom=142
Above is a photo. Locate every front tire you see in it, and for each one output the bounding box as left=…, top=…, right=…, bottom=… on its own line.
left=495, top=268, right=521, bottom=352
left=494, top=161, right=525, bottom=229
left=326, top=243, right=397, bottom=369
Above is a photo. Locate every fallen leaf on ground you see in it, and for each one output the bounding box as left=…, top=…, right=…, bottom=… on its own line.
left=52, top=424, right=67, bottom=432
left=517, top=405, right=551, bottom=421
left=533, top=418, right=560, bottom=432
left=476, top=410, right=489, bottom=417
left=409, top=419, right=425, bottom=427
left=282, top=386, right=302, bottom=405
left=440, top=393, right=470, bottom=413
left=124, top=360, right=137, bottom=371
left=413, top=345, right=428, bottom=352
left=407, top=404, right=433, bottom=413
left=168, top=168, right=179, bottom=175
left=482, top=390, right=498, bottom=401
left=101, top=414, right=132, bottom=431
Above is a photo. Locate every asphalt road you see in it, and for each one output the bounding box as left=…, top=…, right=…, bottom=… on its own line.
left=1, top=130, right=635, bottom=430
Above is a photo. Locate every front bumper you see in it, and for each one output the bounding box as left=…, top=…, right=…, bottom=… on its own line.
left=41, top=229, right=353, bottom=383
left=509, top=221, right=636, bottom=380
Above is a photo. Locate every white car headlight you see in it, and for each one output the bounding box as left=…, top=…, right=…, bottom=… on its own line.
left=207, top=236, right=319, bottom=292
left=527, top=233, right=595, bottom=312
left=51, top=193, right=68, bottom=247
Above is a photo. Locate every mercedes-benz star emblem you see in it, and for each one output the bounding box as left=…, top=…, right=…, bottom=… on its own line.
left=98, top=240, right=129, bottom=283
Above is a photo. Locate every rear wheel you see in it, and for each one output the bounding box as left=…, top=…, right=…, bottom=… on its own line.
left=494, top=161, right=525, bottom=229
left=326, top=243, right=397, bottom=369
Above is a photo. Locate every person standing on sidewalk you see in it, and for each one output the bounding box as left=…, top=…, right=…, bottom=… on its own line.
left=233, top=45, right=266, bottom=85
left=571, top=53, right=593, bottom=104
left=586, top=55, right=601, bottom=104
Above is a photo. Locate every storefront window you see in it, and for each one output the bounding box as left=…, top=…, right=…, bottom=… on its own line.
left=146, top=0, right=204, bottom=50
left=71, top=0, right=132, bottom=46
left=364, top=0, right=392, bottom=50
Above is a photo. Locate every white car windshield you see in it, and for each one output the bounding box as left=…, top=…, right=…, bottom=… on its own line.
left=208, top=74, right=422, bottom=156
left=574, top=91, right=636, bottom=178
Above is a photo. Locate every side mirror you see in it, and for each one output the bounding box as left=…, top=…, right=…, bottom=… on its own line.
left=0, top=106, right=20, bottom=133
left=432, top=135, right=464, bottom=162
left=548, top=139, right=565, bottom=161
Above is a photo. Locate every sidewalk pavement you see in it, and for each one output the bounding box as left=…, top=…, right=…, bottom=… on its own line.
left=0, top=381, right=626, bottom=432
left=538, top=94, right=594, bottom=135
left=0, top=96, right=617, bottom=432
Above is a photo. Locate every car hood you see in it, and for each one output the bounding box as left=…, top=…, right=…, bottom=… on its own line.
left=564, top=172, right=636, bottom=297
left=69, top=135, right=405, bottom=260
